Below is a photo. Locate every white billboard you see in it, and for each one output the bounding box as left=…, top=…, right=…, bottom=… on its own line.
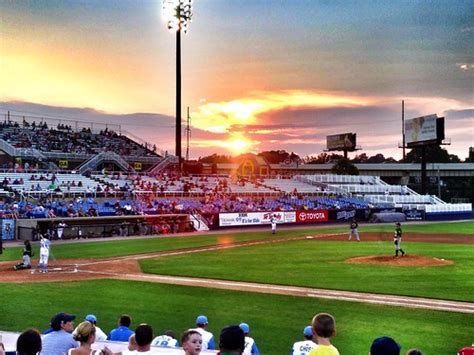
left=219, top=211, right=296, bottom=227
left=405, top=114, right=438, bottom=146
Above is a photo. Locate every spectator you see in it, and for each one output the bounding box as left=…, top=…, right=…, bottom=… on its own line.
left=218, top=325, right=245, bottom=355
left=239, top=323, right=259, bottom=355
left=151, top=330, right=179, bottom=348
left=369, top=336, right=401, bottom=355
left=309, top=313, right=339, bottom=355
left=108, top=314, right=134, bottom=342
left=71, top=321, right=112, bottom=355
left=291, top=326, right=317, bottom=355
left=83, top=314, right=107, bottom=342
left=128, top=334, right=137, bottom=351
left=17, top=328, right=42, bottom=355
left=41, top=312, right=78, bottom=355
left=122, top=324, right=153, bottom=354
left=181, top=330, right=202, bottom=355
left=192, top=315, right=215, bottom=350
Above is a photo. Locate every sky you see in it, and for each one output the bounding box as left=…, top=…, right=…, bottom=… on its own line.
left=0, top=0, right=473, bottom=160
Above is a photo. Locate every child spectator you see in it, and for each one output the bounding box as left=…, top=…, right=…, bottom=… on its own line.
left=181, top=330, right=202, bottom=355
left=369, top=336, right=400, bottom=355
left=309, top=313, right=339, bottom=355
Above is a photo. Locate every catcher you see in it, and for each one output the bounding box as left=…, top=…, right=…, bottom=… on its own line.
left=394, top=222, right=406, bottom=257
left=13, top=240, right=34, bottom=270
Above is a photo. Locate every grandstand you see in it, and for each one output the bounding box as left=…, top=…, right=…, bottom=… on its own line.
left=0, top=111, right=471, bottom=240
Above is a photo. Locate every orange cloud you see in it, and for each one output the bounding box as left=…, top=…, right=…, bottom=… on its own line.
left=192, top=90, right=373, bottom=133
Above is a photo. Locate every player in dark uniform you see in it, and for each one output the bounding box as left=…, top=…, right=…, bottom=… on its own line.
left=13, top=240, right=33, bottom=270
left=394, top=222, right=406, bottom=256
left=348, top=218, right=360, bottom=241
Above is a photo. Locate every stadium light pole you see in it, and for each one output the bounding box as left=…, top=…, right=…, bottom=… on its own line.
left=162, top=0, right=193, bottom=171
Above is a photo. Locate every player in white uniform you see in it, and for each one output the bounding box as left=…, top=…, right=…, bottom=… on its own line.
left=270, top=216, right=277, bottom=234
left=191, top=315, right=215, bottom=350
left=57, top=221, right=67, bottom=240
left=291, top=326, right=318, bottom=355
left=239, top=323, right=259, bottom=354
left=151, top=330, right=179, bottom=348
left=38, top=235, right=50, bottom=273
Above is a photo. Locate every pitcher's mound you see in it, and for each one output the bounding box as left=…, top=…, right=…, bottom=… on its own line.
left=346, top=255, right=453, bottom=267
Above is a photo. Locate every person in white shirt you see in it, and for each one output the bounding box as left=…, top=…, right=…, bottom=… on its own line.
left=39, top=235, right=51, bottom=273
left=57, top=221, right=67, bottom=240
left=270, top=216, right=277, bottom=234
left=191, top=315, right=215, bottom=350
left=81, top=314, right=107, bottom=342
left=151, top=330, right=179, bottom=348
left=239, top=323, right=259, bottom=354
left=291, top=326, right=318, bottom=355
left=122, top=324, right=153, bottom=355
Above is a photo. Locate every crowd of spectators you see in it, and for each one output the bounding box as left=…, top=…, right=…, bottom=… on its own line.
left=0, top=119, right=158, bottom=158
left=0, top=311, right=438, bottom=355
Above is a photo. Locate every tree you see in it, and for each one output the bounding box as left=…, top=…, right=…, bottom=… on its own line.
left=198, top=154, right=232, bottom=164
left=352, top=153, right=368, bottom=163
left=405, top=145, right=458, bottom=163
left=305, top=153, right=343, bottom=164
left=331, top=158, right=359, bottom=175
left=258, top=150, right=300, bottom=164
left=366, top=153, right=387, bottom=164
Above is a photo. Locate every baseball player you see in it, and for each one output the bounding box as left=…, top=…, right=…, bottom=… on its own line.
left=270, top=215, right=277, bottom=234
left=348, top=218, right=360, bottom=241
left=38, top=234, right=51, bottom=273
left=57, top=220, right=67, bottom=240
left=239, top=323, right=259, bottom=354
left=151, top=330, right=179, bottom=348
left=191, top=315, right=215, bottom=350
left=13, top=240, right=33, bottom=270
left=291, top=326, right=318, bottom=355
left=394, top=222, right=406, bottom=256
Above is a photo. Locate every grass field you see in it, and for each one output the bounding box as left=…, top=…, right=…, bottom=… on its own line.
left=0, top=279, right=473, bottom=354
left=140, top=240, right=474, bottom=301
left=1, top=221, right=473, bottom=262
left=1, top=220, right=473, bottom=354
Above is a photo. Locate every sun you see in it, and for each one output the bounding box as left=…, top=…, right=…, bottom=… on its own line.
left=225, top=138, right=251, bottom=154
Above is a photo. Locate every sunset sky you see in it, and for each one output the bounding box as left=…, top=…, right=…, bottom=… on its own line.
left=1, top=0, right=473, bottom=159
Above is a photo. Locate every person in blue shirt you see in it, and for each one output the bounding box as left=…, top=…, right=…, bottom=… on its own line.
left=108, top=314, right=134, bottom=342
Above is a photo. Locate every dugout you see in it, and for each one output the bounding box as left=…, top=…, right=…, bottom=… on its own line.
left=15, top=214, right=191, bottom=241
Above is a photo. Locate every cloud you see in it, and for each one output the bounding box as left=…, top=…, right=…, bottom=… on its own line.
left=192, top=90, right=374, bottom=134
left=461, top=26, right=474, bottom=33
left=456, top=63, right=474, bottom=71
left=2, top=95, right=472, bottom=160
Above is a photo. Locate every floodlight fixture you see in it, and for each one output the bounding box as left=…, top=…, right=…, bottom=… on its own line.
left=163, top=0, right=193, bottom=33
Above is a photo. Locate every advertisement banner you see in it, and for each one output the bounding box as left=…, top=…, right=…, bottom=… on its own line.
left=403, top=209, right=425, bottom=221
left=296, top=210, right=328, bottom=223
left=326, top=133, right=356, bottom=151
left=405, top=114, right=438, bottom=147
left=219, top=211, right=296, bottom=227
left=2, top=219, right=15, bottom=240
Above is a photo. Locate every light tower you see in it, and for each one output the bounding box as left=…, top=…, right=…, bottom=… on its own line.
left=162, top=0, right=193, bottom=170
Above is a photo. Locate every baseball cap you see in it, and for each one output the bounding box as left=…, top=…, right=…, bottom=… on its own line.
left=303, top=326, right=313, bottom=337
left=196, top=315, right=208, bottom=324
left=370, top=336, right=401, bottom=355
left=51, top=312, right=76, bottom=330
left=85, top=314, right=97, bottom=322
left=458, top=347, right=474, bottom=355
left=239, top=323, right=249, bottom=334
